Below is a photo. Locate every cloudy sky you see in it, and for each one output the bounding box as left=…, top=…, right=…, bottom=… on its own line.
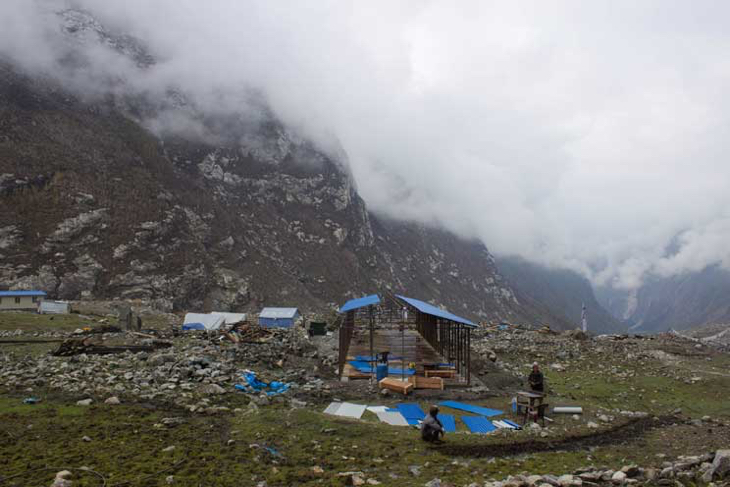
left=3, top=0, right=730, bottom=290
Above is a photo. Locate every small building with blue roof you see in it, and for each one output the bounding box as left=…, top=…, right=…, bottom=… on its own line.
left=0, top=290, right=46, bottom=311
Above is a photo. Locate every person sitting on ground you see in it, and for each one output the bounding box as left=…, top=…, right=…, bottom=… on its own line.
left=421, top=405, right=445, bottom=443
left=528, top=362, right=544, bottom=393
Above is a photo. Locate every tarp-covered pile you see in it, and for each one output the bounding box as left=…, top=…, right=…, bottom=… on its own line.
left=234, top=371, right=290, bottom=396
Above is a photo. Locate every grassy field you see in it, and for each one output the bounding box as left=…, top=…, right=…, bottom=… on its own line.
left=0, top=311, right=92, bottom=332
left=1, top=387, right=728, bottom=487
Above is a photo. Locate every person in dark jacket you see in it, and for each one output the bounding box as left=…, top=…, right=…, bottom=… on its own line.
left=528, top=362, right=544, bottom=393
left=421, top=405, right=445, bottom=442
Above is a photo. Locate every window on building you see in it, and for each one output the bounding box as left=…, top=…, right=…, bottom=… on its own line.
left=15, top=297, right=21, bottom=304
left=32, top=296, right=38, bottom=303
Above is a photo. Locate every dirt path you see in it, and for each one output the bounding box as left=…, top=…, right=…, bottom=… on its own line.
left=441, top=415, right=678, bottom=458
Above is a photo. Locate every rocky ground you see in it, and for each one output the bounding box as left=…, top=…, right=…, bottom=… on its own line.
left=0, top=309, right=729, bottom=486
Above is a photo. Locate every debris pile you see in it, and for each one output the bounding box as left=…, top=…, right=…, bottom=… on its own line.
left=52, top=337, right=172, bottom=356
left=472, top=449, right=730, bottom=486
left=0, top=325, right=336, bottom=412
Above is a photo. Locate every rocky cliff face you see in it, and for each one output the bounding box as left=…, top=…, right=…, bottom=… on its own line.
left=0, top=8, right=559, bottom=322
left=0, top=58, right=531, bottom=322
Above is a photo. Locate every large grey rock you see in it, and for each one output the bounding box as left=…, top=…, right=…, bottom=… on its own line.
left=709, top=450, right=730, bottom=480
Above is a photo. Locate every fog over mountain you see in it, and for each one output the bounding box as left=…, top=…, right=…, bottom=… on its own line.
left=3, top=0, right=730, bottom=293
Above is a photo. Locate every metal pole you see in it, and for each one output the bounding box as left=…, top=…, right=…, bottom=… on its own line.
left=401, top=306, right=406, bottom=383
left=369, top=305, right=374, bottom=384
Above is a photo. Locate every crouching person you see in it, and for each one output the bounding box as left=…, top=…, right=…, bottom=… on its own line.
left=421, top=406, right=445, bottom=443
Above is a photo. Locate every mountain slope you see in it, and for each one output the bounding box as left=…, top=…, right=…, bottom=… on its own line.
left=597, top=265, right=730, bottom=332
left=0, top=58, right=543, bottom=322
left=497, top=256, right=626, bottom=334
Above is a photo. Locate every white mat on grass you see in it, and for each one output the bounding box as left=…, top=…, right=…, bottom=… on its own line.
left=324, top=402, right=367, bottom=419
left=323, top=402, right=342, bottom=415
left=376, top=411, right=409, bottom=426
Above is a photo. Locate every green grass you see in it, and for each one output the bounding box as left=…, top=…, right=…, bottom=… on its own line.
left=0, top=312, right=90, bottom=332
left=1, top=389, right=729, bottom=487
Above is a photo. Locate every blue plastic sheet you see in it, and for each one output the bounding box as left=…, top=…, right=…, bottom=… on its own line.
left=348, top=361, right=415, bottom=376
left=354, top=355, right=403, bottom=362
left=234, top=371, right=290, bottom=396
left=439, top=401, right=503, bottom=417
left=182, top=323, right=205, bottom=331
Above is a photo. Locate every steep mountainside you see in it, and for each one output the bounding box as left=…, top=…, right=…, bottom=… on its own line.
left=597, top=265, right=730, bottom=332
left=497, top=256, right=626, bottom=334
left=0, top=58, right=538, bottom=322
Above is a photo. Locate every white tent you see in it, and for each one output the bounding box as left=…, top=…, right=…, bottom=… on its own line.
left=211, top=312, right=247, bottom=325
left=182, top=312, right=225, bottom=331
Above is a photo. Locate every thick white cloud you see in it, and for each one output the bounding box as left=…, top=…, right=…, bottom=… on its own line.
left=2, top=0, right=730, bottom=289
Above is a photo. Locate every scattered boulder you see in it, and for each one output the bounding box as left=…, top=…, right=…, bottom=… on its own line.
left=611, top=471, right=627, bottom=483
left=708, top=450, right=730, bottom=480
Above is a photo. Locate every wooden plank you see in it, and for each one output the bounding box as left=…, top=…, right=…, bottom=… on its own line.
left=343, top=364, right=371, bottom=379
left=407, top=375, right=444, bottom=390
left=378, top=378, right=413, bottom=395
left=425, top=369, right=456, bottom=378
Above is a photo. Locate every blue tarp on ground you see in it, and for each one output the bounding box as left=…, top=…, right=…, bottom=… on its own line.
left=354, top=355, right=403, bottom=362
left=439, top=414, right=456, bottom=432
left=349, top=361, right=415, bottom=376
left=439, top=401, right=503, bottom=417
left=234, top=371, right=290, bottom=396
left=181, top=323, right=206, bottom=331
left=461, top=416, right=497, bottom=434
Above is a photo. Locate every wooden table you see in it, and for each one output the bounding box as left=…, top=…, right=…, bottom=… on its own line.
left=517, top=391, right=548, bottom=426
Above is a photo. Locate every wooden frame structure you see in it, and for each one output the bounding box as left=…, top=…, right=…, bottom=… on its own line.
left=337, top=292, right=476, bottom=385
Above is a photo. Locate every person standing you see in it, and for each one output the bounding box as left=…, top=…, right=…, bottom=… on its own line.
left=528, top=362, right=544, bottom=393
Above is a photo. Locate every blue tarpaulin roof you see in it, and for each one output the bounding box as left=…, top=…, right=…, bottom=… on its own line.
left=396, top=295, right=476, bottom=327
left=0, top=290, right=46, bottom=297
left=339, top=294, right=381, bottom=313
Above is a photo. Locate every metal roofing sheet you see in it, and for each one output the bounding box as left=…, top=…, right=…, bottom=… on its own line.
left=439, top=414, right=457, bottom=432
left=439, top=401, right=503, bottom=417
left=461, top=416, right=497, bottom=434
left=396, top=403, right=426, bottom=421
left=396, top=295, right=476, bottom=327
left=339, top=294, right=381, bottom=313
left=0, top=290, right=46, bottom=297
left=259, top=307, right=299, bottom=319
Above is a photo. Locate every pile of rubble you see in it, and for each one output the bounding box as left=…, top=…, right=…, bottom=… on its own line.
left=469, top=324, right=717, bottom=387
left=426, top=449, right=730, bottom=487
left=0, top=326, right=338, bottom=412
